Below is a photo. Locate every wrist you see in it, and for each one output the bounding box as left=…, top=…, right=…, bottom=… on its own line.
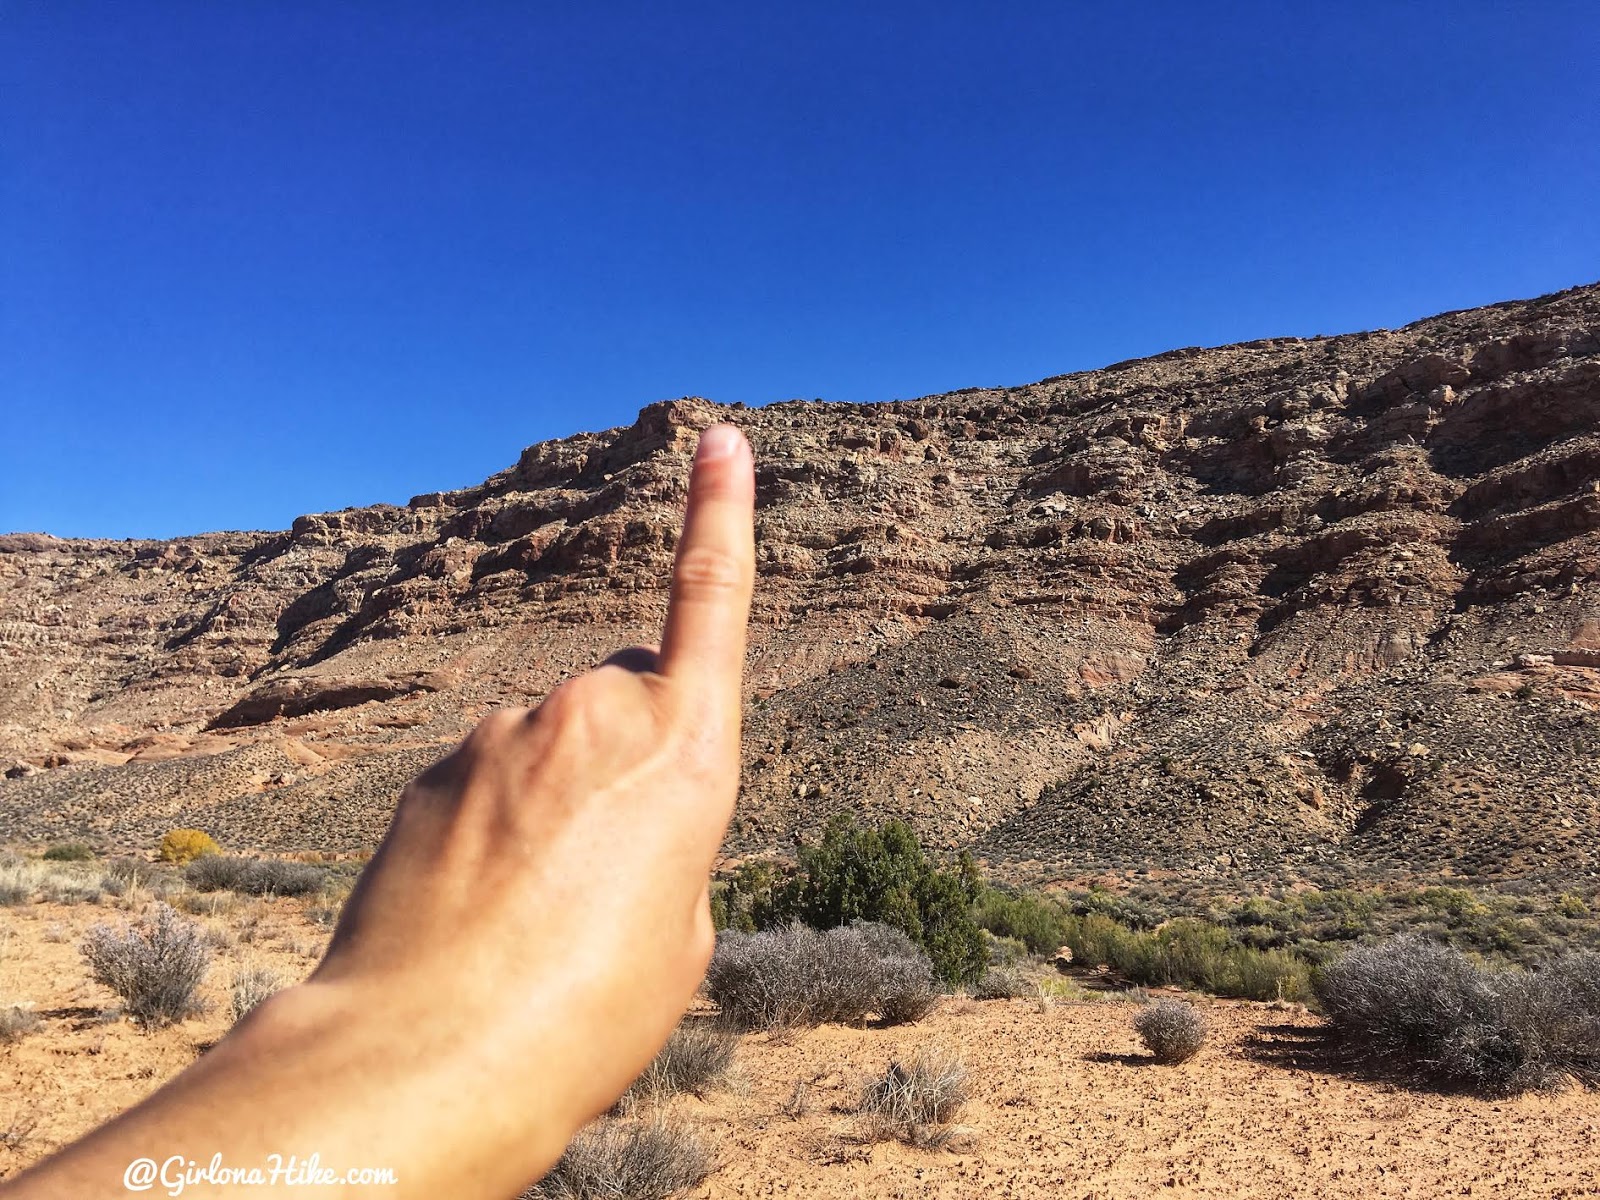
left=228, top=977, right=580, bottom=1191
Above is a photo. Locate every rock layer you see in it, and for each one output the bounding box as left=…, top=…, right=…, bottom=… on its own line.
left=3, top=283, right=1598, bottom=888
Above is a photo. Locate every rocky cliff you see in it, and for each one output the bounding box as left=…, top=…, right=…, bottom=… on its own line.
left=4, top=283, right=1598, bottom=890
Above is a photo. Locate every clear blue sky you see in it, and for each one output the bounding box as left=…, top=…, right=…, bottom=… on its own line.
left=4, top=3, right=1597, bottom=539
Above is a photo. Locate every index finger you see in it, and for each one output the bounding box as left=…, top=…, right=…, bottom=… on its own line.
left=658, top=424, right=756, bottom=705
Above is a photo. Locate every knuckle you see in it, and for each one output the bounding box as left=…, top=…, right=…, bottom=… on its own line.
left=471, top=706, right=530, bottom=744
left=532, top=677, right=603, bottom=734
left=673, top=546, right=747, bottom=597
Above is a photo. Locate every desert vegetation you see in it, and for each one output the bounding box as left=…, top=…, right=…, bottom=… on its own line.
left=80, top=903, right=211, bottom=1027
left=713, top=815, right=988, bottom=985
left=229, top=966, right=283, bottom=1023
left=1316, top=935, right=1600, bottom=1095
left=704, top=921, right=938, bottom=1031
left=857, top=1047, right=969, bottom=1146
left=156, top=829, right=220, bottom=864
left=527, top=1114, right=713, bottom=1200
left=1133, top=998, right=1208, bottom=1063
left=6, top=822, right=1600, bottom=1197
left=186, top=855, right=329, bottom=897
left=623, top=1018, right=739, bottom=1105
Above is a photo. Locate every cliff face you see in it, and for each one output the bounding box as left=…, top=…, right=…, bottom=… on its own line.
left=3, top=284, right=1598, bottom=889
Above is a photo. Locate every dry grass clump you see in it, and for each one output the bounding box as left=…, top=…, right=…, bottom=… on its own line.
left=973, top=965, right=1031, bottom=1000
left=1133, top=998, right=1208, bottom=1063
left=624, top=1019, right=738, bottom=1104
left=0, top=1110, right=37, bottom=1153
left=42, top=842, right=95, bottom=862
left=187, top=856, right=329, bottom=897
left=81, top=903, right=211, bottom=1027
left=705, top=921, right=937, bottom=1032
left=0, top=1005, right=41, bottom=1044
left=0, top=858, right=107, bottom=906
left=528, top=1114, right=713, bottom=1199
left=1317, top=935, right=1600, bottom=1095
left=858, top=1047, right=969, bottom=1144
left=229, top=967, right=284, bottom=1024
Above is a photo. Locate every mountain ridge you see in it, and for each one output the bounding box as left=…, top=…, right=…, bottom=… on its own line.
left=4, top=281, right=1598, bottom=893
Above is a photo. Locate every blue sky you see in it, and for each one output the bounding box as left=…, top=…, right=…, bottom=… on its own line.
left=4, top=2, right=1597, bottom=539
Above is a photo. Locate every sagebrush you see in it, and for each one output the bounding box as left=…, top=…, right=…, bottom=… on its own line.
left=705, top=921, right=938, bottom=1031
left=187, top=856, right=328, bottom=897
left=529, top=1115, right=712, bottom=1200
left=1134, top=998, right=1207, bottom=1063
left=1316, top=935, right=1600, bottom=1094
left=81, top=903, right=211, bottom=1026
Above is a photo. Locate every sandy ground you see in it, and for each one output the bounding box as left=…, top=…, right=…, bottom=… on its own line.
left=0, top=893, right=329, bottom=1178
left=4, top=897, right=1600, bottom=1198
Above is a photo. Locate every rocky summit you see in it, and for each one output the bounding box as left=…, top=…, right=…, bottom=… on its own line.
left=3, top=284, right=1599, bottom=891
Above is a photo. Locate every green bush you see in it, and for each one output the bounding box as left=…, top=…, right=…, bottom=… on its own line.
left=42, top=842, right=95, bottom=862
left=722, top=816, right=987, bottom=986
left=1059, top=913, right=1311, bottom=1002
left=974, top=888, right=1069, bottom=954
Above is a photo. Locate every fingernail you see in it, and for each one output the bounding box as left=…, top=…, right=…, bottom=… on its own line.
left=696, top=424, right=742, bottom=463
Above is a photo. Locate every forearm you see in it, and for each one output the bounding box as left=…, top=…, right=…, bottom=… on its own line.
left=3, top=980, right=576, bottom=1199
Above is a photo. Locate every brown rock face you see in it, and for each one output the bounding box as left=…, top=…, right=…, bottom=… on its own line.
left=3, top=284, right=1599, bottom=889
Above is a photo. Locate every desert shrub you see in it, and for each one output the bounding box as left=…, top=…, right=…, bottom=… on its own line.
left=529, top=1115, right=712, bottom=1200
left=1134, top=998, right=1207, bottom=1063
left=38, top=871, right=104, bottom=905
left=859, top=1047, right=968, bottom=1134
left=707, top=887, right=731, bottom=932
left=1069, top=885, right=1166, bottom=931
left=625, top=1019, right=737, bottom=1102
left=973, top=965, right=1030, bottom=1000
left=0, top=860, right=100, bottom=905
left=983, top=931, right=1031, bottom=967
left=0, top=1005, right=40, bottom=1044
left=229, top=967, right=283, bottom=1023
left=705, top=921, right=938, bottom=1031
left=1060, top=913, right=1312, bottom=1002
left=874, top=958, right=941, bottom=1025
left=1316, top=935, right=1600, bottom=1094
left=975, top=888, right=1070, bottom=953
left=0, top=860, right=36, bottom=905
left=81, top=903, right=211, bottom=1027
left=187, top=856, right=328, bottom=897
left=100, top=858, right=157, bottom=897
left=711, top=860, right=783, bottom=934
left=726, top=815, right=988, bottom=986
left=158, top=829, right=220, bottom=864
left=42, top=842, right=94, bottom=862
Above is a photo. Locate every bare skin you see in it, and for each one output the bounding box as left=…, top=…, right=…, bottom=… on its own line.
left=2, top=424, right=757, bottom=1200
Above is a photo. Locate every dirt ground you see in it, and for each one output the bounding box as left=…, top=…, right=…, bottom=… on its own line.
left=4, top=896, right=1600, bottom=1198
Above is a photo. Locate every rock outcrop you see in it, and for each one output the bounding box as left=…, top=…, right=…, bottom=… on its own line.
left=3, top=283, right=1598, bottom=890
